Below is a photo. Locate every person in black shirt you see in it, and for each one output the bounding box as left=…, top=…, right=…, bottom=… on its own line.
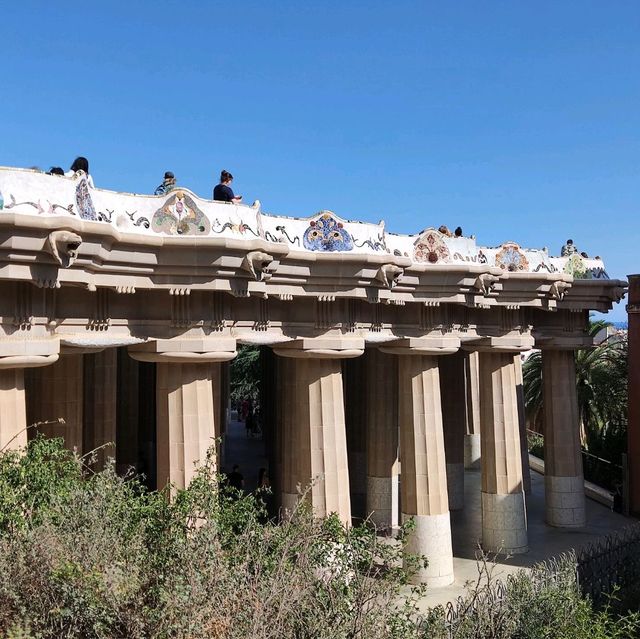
left=213, top=169, right=242, bottom=203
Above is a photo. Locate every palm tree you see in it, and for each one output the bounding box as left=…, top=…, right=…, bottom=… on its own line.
left=522, top=320, right=628, bottom=455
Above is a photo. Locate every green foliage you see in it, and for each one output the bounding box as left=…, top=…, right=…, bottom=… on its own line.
left=527, top=430, right=544, bottom=459
left=425, top=556, right=640, bottom=639
left=229, top=344, right=261, bottom=405
left=0, top=438, right=637, bottom=638
left=0, top=438, right=424, bottom=639
left=523, top=320, right=628, bottom=457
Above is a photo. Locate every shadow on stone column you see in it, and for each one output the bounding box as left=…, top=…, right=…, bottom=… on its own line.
left=365, top=349, right=399, bottom=531
left=464, top=351, right=482, bottom=469
left=26, top=354, right=84, bottom=452
left=440, top=352, right=466, bottom=511
left=344, top=356, right=367, bottom=522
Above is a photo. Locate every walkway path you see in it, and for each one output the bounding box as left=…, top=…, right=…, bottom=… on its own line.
left=222, top=417, right=268, bottom=492
left=417, top=467, right=632, bottom=609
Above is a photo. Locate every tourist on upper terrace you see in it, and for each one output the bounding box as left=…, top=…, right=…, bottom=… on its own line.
left=154, top=171, right=176, bottom=195
left=454, top=226, right=463, bottom=237
left=438, top=225, right=453, bottom=237
left=213, top=170, right=242, bottom=204
left=47, top=167, right=64, bottom=176
left=65, top=156, right=94, bottom=188
left=561, top=239, right=578, bottom=256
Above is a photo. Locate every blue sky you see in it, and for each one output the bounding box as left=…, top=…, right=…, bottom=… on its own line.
left=2, top=1, right=638, bottom=320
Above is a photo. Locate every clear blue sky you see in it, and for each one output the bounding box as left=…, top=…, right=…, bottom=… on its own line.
left=2, top=1, right=638, bottom=320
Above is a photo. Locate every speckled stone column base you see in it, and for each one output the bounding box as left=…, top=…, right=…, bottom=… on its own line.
left=545, top=475, right=586, bottom=527
left=402, top=512, right=454, bottom=587
left=481, top=491, right=528, bottom=554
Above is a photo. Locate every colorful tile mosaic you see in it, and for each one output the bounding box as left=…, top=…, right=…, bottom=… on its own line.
left=303, top=212, right=353, bottom=251
left=495, top=242, right=529, bottom=272
left=75, top=177, right=97, bottom=221
left=152, top=191, right=210, bottom=235
left=413, top=229, right=451, bottom=264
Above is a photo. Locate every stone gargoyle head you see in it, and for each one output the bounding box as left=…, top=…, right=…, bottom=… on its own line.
left=241, top=250, right=274, bottom=281
left=375, top=264, right=404, bottom=288
left=45, top=230, right=82, bottom=267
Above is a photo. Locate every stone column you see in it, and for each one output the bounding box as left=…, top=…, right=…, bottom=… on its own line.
left=155, top=362, right=219, bottom=489
left=627, top=274, right=640, bottom=516
left=128, top=337, right=237, bottom=490
left=542, top=349, right=586, bottom=527
left=439, top=352, right=466, bottom=510
left=514, top=355, right=532, bottom=495
left=464, top=351, right=482, bottom=469
left=27, top=354, right=84, bottom=452
left=344, top=356, right=367, bottom=520
left=274, top=347, right=354, bottom=526
left=116, top=348, right=140, bottom=476
left=398, top=354, right=454, bottom=586
left=365, top=348, right=399, bottom=531
left=0, top=369, right=27, bottom=451
left=83, top=349, right=118, bottom=470
left=479, top=351, right=528, bottom=554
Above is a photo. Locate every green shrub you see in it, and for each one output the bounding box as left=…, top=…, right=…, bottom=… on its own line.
left=0, top=437, right=637, bottom=638
left=0, top=438, right=423, bottom=639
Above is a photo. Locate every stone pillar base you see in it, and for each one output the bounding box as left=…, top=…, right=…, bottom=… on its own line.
left=366, top=475, right=399, bottom=530
left=481, top=492, right=528, bottom=554
left=402, top=512, right=454, bottom=587
left=545, top=475, right=586, bottom=527
left=446, top=462, right=464, bottom=511
left=464, top=433, right=481, bottom=469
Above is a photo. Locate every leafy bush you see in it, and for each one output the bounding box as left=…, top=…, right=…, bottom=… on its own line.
left=0, top=437, right=424, bottom=639
left=0, top=437, right=637, bottom=638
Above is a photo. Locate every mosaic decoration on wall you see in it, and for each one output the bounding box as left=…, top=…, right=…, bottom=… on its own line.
left=495, top=242, right=529, bottom=272
left=563, top=253, right=589, bottom=279
left=303, top=212, right=353, bottom=251
left=413, top=229, right=451, bottom=264
left=152, top=191, right=210, bottom=235
left=75, top=177, right=97, bottom=221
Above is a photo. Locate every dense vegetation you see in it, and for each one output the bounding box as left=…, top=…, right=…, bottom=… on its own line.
left=0, top=437, right=638, bottom=638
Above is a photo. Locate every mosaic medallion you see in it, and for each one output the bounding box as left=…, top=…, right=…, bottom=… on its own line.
left=75, top=177, right=97, bottom=221
left=413, top=229, right=451, bottom=264
left=152, top=190, right=210, bottom=235
left=303, top=212, right=353, bottom=251
left=563, top=253, right=590, bottom=279
left=495, top=242, right=529, bottom=272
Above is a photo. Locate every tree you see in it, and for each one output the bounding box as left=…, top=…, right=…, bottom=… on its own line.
left=229, top=345, right=261, bottom=406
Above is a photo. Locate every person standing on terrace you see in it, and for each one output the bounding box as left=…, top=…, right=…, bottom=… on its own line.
left=154, top=171, right=176, bottom=195
left=213, top=170, right=242, bottom=203
left=65, top=156, right=94, bottom=188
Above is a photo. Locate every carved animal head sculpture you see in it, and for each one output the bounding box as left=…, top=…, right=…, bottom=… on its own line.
left=241, top=250, right=274, bottom=281
left=474, top=273, right=500, bottom=296
left=45, top=230, right=82, bottom=267
left=549, top=280, right=571, bottom=301
left=376, top=264, right=404, bottom=288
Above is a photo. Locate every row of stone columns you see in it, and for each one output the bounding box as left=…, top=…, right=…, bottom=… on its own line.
left=0, top=342, right=587, bottom=588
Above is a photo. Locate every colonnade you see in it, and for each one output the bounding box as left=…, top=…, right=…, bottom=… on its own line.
left=0, top=342, right=586, bottom=587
